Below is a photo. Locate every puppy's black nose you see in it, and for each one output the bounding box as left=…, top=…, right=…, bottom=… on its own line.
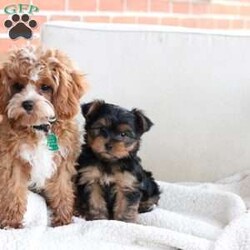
left=105, top=143, right=113, bottom=151
left=22, top=100, right=34, bottom=111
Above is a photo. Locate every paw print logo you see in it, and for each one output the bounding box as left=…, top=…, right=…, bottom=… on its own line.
left=4, top=14, right=37, bottom=40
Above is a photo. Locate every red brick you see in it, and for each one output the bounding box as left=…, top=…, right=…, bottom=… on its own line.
left=196, top=19, right=214, bottom=29
left=172, top=2, right=190, bottom=14
left=127, top=0, right=148, bottom=12
left=150, top=0, right=170, bottom=12
left=31, top=0, right=65, bottom=11
left=181, top=18, right=197, bottom=28
left=230, top=19, right=244, bottom=29
left=161, top=17, right=180, bottom=26
left=49, top=15, right=81, bottom=21
left=112, top=16, right=136, bottom=24
left=137, top=17, right=159, bottom=24
left=244, top=20, right=250, bottom=29
left=99, top=0, right=123, bottom=11
left=84, top=16, right=110, bottom=23
left=191, top=3, right=209, bottom=15
left=68, top=0, right=96, bottom=11
left=240, top=6, right=250, bottom=16
left=210, top=4, right=239, bottom=15
left=215, top=19, right=230, bottom=29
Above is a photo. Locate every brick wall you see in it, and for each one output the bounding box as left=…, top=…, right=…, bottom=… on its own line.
left=0, top=0, right=250, bottom=55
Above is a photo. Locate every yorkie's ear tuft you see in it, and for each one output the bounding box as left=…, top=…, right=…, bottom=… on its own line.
left=132, top=109, right=153, bottom=135
left=81, top=100, right=104, bottom=120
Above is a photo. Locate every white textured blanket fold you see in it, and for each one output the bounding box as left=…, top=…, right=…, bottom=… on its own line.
left=1, top=170, right=250, bottom=250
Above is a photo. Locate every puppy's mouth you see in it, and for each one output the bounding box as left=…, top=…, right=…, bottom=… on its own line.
left=32, top=124, right=51, bottom=133
left=31, top=116, right=57, bottom=132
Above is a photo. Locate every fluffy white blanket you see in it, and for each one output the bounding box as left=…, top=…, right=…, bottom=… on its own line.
left=1, top=170, right=250, bottom=250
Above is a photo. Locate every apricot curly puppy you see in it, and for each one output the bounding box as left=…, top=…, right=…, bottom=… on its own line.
left=0, top=46, right=87, bottom=228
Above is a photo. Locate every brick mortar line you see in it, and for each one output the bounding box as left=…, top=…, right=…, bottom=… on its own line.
left=157, top=17, right=161, bottom=25
left=188, top=1, right=192, bottom=14
left=159, top=17, right=163, bottom=25
left=0, top=10, right=250, bottom=16
left=169, top=2, right=173, bottom=13
left=29, top=11, right=250, bottom=20
left=147, top=0, right=150, bottom=12
left=65, top=0, right=69, bottom=11
left=123, top=0, right=128, bottom=12
left=0, top=9, right=241, bottom=18
left=96, top=0, right=100, bottom=12
left=0, top=12, right=249, bottom=20
left=1, top=2, right=250, bottom=13
left=212, top=0, right=250, bottom=7
left=168, top=1, right=250, bottom=7
left=94, top=16, right=246, bottom=21
left=243, top=19, right=250, bottom=29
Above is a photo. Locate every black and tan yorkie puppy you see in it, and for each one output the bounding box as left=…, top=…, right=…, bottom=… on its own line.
left=75, top=100, right=160, bottom=222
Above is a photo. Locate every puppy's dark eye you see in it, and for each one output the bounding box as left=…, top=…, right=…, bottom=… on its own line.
left=100, top=127, right=109, bottom=138
left=41, top=85, right=52, bottom=92
left=12, top=83, right=24, bottom=92
left=121, top=131, right=134, bottom=138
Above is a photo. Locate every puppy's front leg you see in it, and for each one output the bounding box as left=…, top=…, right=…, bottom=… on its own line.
left=84, top=182, right=109, bottom=220
left=113, top=188, right=141, bottom=222
left=0, top=160, right=28, bottom=229
left=76, top=165, right=109, bottom=220
left=113, top=171, right=141, bottom=222
left=44, top=163, right=75, bottom=227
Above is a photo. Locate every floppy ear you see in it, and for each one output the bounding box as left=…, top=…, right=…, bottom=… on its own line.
left=48, top=50, right=87, bottom=120
left=132, top=109, right=153, bottom=135
left=81, top=100, right=104, bottom=120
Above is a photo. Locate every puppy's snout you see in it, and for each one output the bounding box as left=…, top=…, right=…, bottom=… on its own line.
left=105, top=143, right=113, bottom=151
left=22, top=100, right=34, bottom=111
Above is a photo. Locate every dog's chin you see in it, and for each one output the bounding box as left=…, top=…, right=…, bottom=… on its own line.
left=100, top=152, right=118, bottom=161
left=93, top=150, right=129, bottom=162
left=7, top=109, right=55, bottom=129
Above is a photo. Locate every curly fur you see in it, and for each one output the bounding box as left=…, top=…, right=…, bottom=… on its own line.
left=0, top=46, right=87, bottom=228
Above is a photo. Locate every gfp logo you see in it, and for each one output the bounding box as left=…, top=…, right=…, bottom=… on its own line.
left=4, top=4, right=39, bottom=40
